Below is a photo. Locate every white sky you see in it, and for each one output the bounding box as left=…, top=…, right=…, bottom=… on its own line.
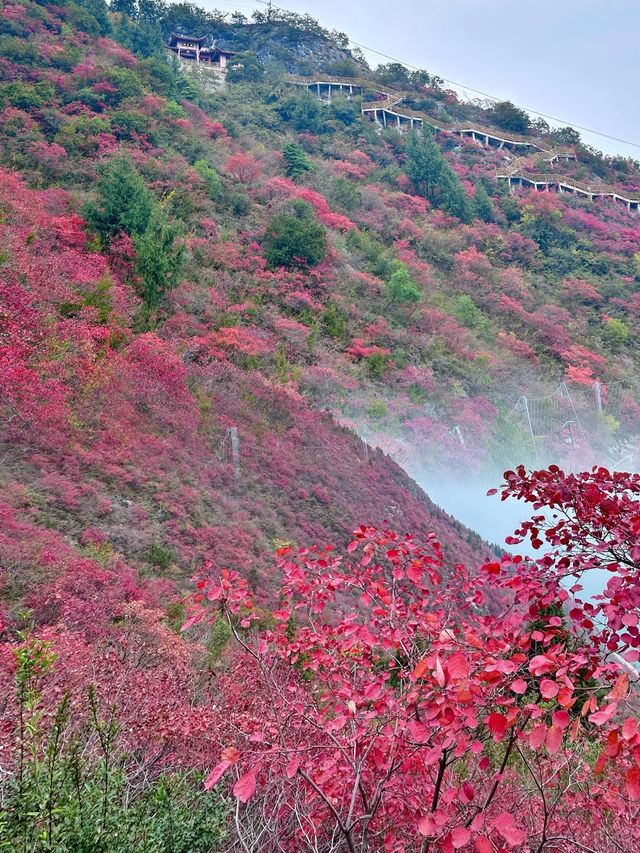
left=206, top=0, right=640, bottom=159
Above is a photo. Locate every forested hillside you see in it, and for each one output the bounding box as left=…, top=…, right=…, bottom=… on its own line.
left=1, top=1, right=639, bottom=850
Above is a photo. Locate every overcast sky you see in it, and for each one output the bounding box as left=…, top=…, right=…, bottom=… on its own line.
left=206, top=0, right=640, bottom=158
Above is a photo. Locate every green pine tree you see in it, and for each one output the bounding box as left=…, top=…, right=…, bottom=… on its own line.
left=82, top=156, right=155, bottom=242
left=263, top=200, right=327, bottom=269
left=405, top=127, right=471, bottom=223
left=110, top=0, right=137, bottom=17
left=473, top=181, right=494, bottom=222
left=282, top=141, right=314, bottom=180
left=133, top=208, right=183, bottom=310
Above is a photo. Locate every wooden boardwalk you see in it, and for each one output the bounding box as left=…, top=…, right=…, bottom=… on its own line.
left=286, top=74, right=640, bottom=213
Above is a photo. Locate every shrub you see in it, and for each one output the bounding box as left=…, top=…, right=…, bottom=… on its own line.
left=453, top=294, right=483, bottom=328
left=185, top=473, right=640, bottom=852
left=276, top=91, right=323, bottom=134
left=602, top=316, right=630, bottom=348
left=262, top=200, right=327, bottom=269
left=330, top=177, right=362, bottom=211
left=1, top=639, right=229, bottom=852
left=194, top=158, right=223, bottom=200
left=227, top=52, right=264, bottom=83
left=385, top=263, right=420, bottom=308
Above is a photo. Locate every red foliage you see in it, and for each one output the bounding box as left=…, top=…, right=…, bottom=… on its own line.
left=186, top=471, right=640, bottom=850
left=225, top=153, right=262, bottom=184
left=345, top=338, right=391, bottom=360
left=562, top=278, right=601, bottom=304
left=497, top=331, right=539, bottom=363
left=264, top=177, right=356, bottom=232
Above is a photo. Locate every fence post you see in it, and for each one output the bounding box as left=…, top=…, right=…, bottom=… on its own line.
left=594, top=380, right=603, bottom=414
left=229, top=426, right=240, bottom=482
left=521, top=395, right=537, bottom=459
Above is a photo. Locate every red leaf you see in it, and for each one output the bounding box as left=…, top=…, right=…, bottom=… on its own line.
left=492, top=812, right=525, bottom=846
left=204, top=760, right=231, bottom=790
left=475, top=836, right=493, bottom=853
left=233, top=766, right=258, bottom=803
left=552, top=710, right=570, bottom=730
left=407, top=562, right=423, bottom=583
left=460, top=781, right=475, bottom=803
left=539, top=679, right=559, bottom=699
left=529, top=724, right=546, bottom=751
left=486, top=712, right=508, bottom=741
left=607, top=674, right=629, bottom=702
left=451, top=826, right=471, bottom=848
left=412, top=657, right=429, bottom=680
left=286, top=756, right=300, bottom=779
left=529, top=654, right=553, bottom=676
left=407, top=719, right=430, bottom=743
left=595, top=745, right=610, bottom=775
left=418, top=815, right=436, bottom=837
left=446, top=653, right=469, bottom=680
left=589, top=701, right=618, bottom=726
left=546, top=725, right=563, bottom=755
left=625, top=766, right=640, bottom=801
left=221, top=746, right=240, bottom=763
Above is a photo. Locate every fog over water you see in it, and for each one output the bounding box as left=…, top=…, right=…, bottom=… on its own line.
left=416, top=474, right=533, bottom=555
left=412, top=469, right=612, bottom=602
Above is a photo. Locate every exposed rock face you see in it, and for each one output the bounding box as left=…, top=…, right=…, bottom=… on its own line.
left=221, top=25, right=344, bottom=71
left=167, top=52, right=227, bottom=92
left=209, top=22, right=360, bottom=75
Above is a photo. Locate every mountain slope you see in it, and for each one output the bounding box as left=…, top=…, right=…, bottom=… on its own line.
left=1, top=2, right=640, bottom=845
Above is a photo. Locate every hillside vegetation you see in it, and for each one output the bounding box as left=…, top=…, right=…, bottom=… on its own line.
left=1, top=1, right=640, bottom=850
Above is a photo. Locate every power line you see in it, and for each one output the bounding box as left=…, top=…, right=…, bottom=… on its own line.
left=347, top=38, right=640, bottom=152
left=249, top=0, right=640, bottom=152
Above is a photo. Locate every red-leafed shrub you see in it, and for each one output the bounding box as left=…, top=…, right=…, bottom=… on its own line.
left=186, top=467, right=640, bottom=851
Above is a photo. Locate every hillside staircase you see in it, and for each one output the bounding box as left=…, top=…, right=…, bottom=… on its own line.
left=286, top=75, right=640, bottom=212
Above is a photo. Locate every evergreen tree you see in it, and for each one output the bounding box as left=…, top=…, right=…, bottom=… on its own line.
left=277, top=92, right=323, bottom=134
left=227, top=52, right=264, bottom=83
left=75, top=0, right=112, bottom=34
left=473, top=181, right=494, bottom=222
left=110, top=0, right=136, bottom=17
left=282, top=142, right=314, bottom=180
left=440, top=171, right=472, bottom=223
left=263, top=200, right=327, bottom=269
left=133, top=208, right=183, bottom=310
left=137, top=0, right=166, bottom=24
left=405, top=127, right=472, bottom=222
left=82, top=157, right=155, bottom=242
left=405, top=127, right=444, bottom=203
